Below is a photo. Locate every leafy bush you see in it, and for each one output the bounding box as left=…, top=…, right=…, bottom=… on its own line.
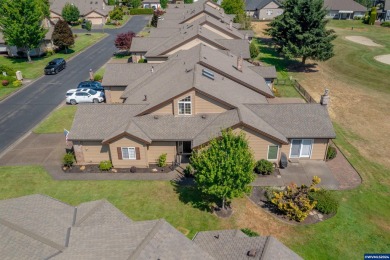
left=271, top=176, right=321, bottom=221
left=1, top=80, right=9, bottom=86
left=309, top=189, right=339, bottom=214
left=158, top=153, right=167, bottom=167
left=99, top=160, right=113, bottom=171
left=138, top=58, right=146, bottom=63
left=0, top=65, right=17, bottom=76
left=241, top=228, right=259, bottom=237
left=264, top=187, right=280, bottom=201
left=130, top=166, right=137, bottom=173
left=94, top=74, right=103, bottom=81
left=249, top=40, right=259, bottom=59
left=381, top=21, right=390, bottom=27
left=129, top=8, right=154, bottom=15
left=63, top=153, right=75, bottom=167
left=353, top=16, right=362, bottom=20
left=45, top=48, right=55, bottom=56
left=326, top=145, right=337, bottom=160
left=85, top=20, right=92, bottom=31
left=254, top=159, right=274, bottom=175
left=0, top=75, right=16, bottom=82
left=183, top=165, right=194, bottom=177
left=12, top=80, right=22, bottom=88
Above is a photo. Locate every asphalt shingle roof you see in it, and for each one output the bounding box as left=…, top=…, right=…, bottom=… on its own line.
left=323, top=0, right=367, bottom=12
left=50, top=0, right=113, bottom=16
left=245, top=0, right=282, bottom=11
left=249, top=65, right=277, bottom=78
left=102, top=63, right=155, bottom=86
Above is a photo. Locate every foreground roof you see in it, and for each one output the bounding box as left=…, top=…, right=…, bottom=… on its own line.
left=0, top=194, right=300, bottom=259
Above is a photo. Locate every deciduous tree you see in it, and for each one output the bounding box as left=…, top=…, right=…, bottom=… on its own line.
left=160, top=0, right=168, bottom=9
left=114, top=31, right=135, bottom=50
left=0, top=0, right=48, bottom=62
left=52, top=20, right=74, bottom=53
left=61, top=3, right=80, bottom=24
left=190, top=129, right=255, bottom=210
left=266, top=0, right=336, bottom=65
left=221, top=0, right=245, bottom=15
left=110, top=6, right=124, bottom=22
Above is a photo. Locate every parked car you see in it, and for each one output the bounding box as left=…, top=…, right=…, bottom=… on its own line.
left=66, top=88, right=105, bottom=105
left=77, top=81, right=104, bottom=92
left=44, top=58, right=66, bottom=75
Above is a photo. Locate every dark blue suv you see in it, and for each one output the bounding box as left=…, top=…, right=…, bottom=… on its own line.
left=77, top=81, right=104, bottom=92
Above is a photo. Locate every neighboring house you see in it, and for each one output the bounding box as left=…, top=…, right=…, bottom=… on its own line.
left=69, top=44, right=335, bottom=167
left=323, top=0, right=367, bottom=19
left=0, top=194, right=302, bottom=259
left=245, top=0, right=283, bottom=20
left=384, top=0, right=390, bottom=21
left=142, top=0, right=161, bottom=9
left=249, top=65, right=277, bottom=88
left=0, top=27, right=54, bottom=58
left=49, top=0, right=114, bottom=24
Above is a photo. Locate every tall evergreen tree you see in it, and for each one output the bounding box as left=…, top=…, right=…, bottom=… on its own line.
left=266, top=0, right=336, bottom=65
left=62, top=3, right=80, bottom=24
left=190, top=129, right=255, bottom=210
left=0, top=0, right=47, bottom=62
left=52, top=20, right=74, bottom=53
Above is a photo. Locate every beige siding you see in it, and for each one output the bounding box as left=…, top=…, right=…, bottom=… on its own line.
left=184, top=13, right=205, bottom=23
left=85, top=12, right=105, bottom=24
left=151, top=101, right=174, bottom=115
left=104, top=86, right=125, bottom=103
left=109, top=136, right=148, bottom=168
left=234, top=127, right=281, bottom=161
left=195, top=92, right=229, bottom=114
left=280, top=139, right=329, bottom=160
left=202, top=24, right=234, bottom=39
left=81, top=141, right=110, bottom=164
left=148, top=141, right=176, bottom=164
left=165, top=38, right=218, bottom=56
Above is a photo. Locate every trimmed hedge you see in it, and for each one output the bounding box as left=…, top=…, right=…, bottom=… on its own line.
left=254, top=159, right=274, bottom=175
left=326, top=145, right=337, bottom=160
left=381, top=22, right=390, bottom=27
left=309, top=189, right=339, bottom=214
left=129, top=8, right=154, bottom=15
left=99, top=160, right=113, bottom=171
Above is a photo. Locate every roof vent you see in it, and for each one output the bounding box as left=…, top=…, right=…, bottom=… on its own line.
left=201, top=114, right=207, bottom=119
left=143, top=95, right=147, bottom=101
left=202, top=69, right=214, bottom=80
left=185, top=68, right=193, bottom=73
left=154, top=115, right=159, bottom=119
left=247, top=249, right=257, bottom=257
left=214, top=234, right=220, bottom=239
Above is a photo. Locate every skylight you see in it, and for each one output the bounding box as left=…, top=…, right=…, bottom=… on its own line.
left=202, top=69, right=214, bottom=80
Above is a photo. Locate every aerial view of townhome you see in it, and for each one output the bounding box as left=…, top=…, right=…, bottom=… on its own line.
left=0, top=0, right=389, bottom=259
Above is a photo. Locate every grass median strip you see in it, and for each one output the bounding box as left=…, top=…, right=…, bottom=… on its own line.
left=34, top=106, right=77, bottom=134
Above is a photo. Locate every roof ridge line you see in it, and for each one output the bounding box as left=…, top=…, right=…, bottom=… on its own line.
left=0, top=217, right=66, bottom=252
left=129, top=119, right=152, bottom=140
left=127, top=219, right=165, bottom=260
left=74, top=200, right=107, bottom=227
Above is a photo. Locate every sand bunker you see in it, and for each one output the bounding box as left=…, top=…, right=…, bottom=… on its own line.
left=374, top=54, right=390, bottom=65
left=345, top=36, right=382, bottom=47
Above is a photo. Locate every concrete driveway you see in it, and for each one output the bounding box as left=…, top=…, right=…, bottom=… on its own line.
left=252, top=160, right=339, bottom=190
left=0, top=15, right=150, bottom=152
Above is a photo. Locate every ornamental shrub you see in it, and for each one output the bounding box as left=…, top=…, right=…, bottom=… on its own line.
left=1, top=80, right=9, bottom=86
left=326, top=145, right=337, bottom=160
left=381, top=22, right=390, bottom=27
left=12, top=80, right=22, bottom=88
left=0, top=65, right=17, bottom=76
left=138, top=58, right=146, bottom=63
left=369, top=7, right=377, bottom=25
left=63, top=153, right=75, bottom=167
left=130, top=166, right=137, bottom=173
left=94, top=74, right=103, bottom=81
left=158, top=153, right=167, bottom=167
left=129, top=8, right=154, bottom=15
left=309, top=189, right=339, bottom=214
left=184, top=164, right=194, bottom=177
left=271, top=176, right=321, bottom=221
left=254, top=159, right=274, bottom=175
left=240, top=228, right=259, bottom=237
left=249, top=40, right=259, bottom=59
left=99, top=160, right=113, bottom=171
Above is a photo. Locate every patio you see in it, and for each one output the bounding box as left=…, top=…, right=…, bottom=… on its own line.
left=251, top=160, right=339, bottom=190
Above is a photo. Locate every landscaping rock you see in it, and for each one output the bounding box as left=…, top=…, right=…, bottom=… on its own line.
left=80, top=165, right=85, bottom=171
left=111, top=168, right=117, bottom=173
left=152, top=168, right=158, bottom=172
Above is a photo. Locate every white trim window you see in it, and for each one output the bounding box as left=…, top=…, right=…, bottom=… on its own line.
left=178, top=96, right=192, bottom=115
left=267, top=145, right=279, bottom=160
left=289, top=139, right=313, bottom=158
left=266, top=10, right=273, bottom=16
left=122, top=147, right=136, bottom=160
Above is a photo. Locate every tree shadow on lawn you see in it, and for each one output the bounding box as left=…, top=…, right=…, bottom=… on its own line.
left=171, top=177, right=215, bottom=213
left=256, top=37, right=319, bottom=73
left=3, top=49, right=75, bottom=64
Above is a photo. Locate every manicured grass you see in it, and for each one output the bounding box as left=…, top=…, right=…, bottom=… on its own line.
left=33, top=106, right=77, bottom=134
left=274, top=83, right=303, bottom=98
left=0, top=166, right=228, bottom=238
left=0, top=33, right=106, bottom=79
left=71, top=15, right=132, bottom=30
left=0, top=87, right=18, bottom=99
left=284, top=123, right=390, bottom=259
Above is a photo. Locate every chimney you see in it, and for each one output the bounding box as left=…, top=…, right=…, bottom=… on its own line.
left=229, top=21, right=232, bottom=30
left=320, top=89, right=330, bottom=106
left=244, top=33, right=248, bottom=40
left=102, top=1, right=105, bottom=10
left=151, top=66, right=154, bottom=73
left=237, top=53, right=243, bottom=72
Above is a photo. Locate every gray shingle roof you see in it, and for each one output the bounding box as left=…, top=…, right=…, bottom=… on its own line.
left=130, top=37, right=163, bottom=53
left=323, top=0, right=367, bottom=12
left=102, top=63, right=155, bottom=86
left=245, top=0, right=282, bottom=11
left=245, top=103, right=336, bottom=138
left=249, top=65, right=277, bottom=79
left=385, top=0, right=390, bottom=10
left=50, top=0, right=113, bottom=17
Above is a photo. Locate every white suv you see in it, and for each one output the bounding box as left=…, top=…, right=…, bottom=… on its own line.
left=66, top=88, right=105, bottom=105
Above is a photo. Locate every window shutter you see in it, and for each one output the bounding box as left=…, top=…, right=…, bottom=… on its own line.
left=135, top=147, right=140, bottom=160
left=117, top=147, right=123, bottom=160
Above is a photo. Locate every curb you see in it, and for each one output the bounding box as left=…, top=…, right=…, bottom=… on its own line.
left=0, top=33, right=109, bottom=103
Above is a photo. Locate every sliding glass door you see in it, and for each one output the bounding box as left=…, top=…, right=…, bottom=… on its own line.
left=290, top=139, right=313, bottom=158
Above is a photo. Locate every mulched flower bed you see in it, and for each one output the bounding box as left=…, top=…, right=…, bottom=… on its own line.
left=249, top=186, right=334, bottom=225
left=62, top=164, right=174, bottom=173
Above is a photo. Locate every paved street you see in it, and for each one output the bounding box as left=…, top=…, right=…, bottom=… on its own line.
left=0, top=15, right=150, bottom=153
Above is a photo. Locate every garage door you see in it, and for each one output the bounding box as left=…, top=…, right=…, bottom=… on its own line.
left=89, top=17, right=103, bottom=25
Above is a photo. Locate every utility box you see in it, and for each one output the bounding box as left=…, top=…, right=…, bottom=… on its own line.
left=16, top=71, right=23, bottom=81
left=280, top=152, right=288, bottom=169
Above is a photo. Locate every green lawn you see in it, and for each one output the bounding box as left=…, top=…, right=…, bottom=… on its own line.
left=0, top=33, right=106, bottom=80
left=0, top=166, right=228, bottom=238
left=71, top=15, right=132, bottom=30
left=33, top=106, right=77, bottom=134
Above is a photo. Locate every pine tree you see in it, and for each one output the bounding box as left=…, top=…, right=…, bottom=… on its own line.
left=52, top=20, right=74, bottom=53
left=0, top=0, right=48, bottom=62
left=61, top=3, right=80, bottom=24
left=266, top=0, right=336, bottom=65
